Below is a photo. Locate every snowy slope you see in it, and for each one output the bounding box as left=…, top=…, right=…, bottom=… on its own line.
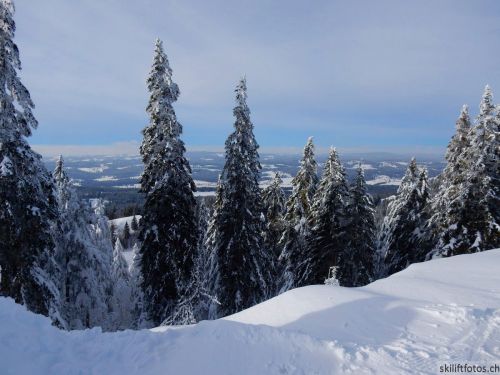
left=1, top=250, right=499, bottom=374
left=109, top=215, right=141, bottom=233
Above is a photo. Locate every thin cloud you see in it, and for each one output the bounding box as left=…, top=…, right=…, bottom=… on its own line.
left=14, top=0, right=500, bottom=149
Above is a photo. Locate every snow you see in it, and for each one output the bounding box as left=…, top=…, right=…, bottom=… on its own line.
left=260, top=171, right=294, bottom=188
left=379, top=161, right=398, bottom=168
left=109, top=216, right=141, bottom=233
left=194, top=191, right=216, bottom=197
left=194, top=180, right=218, bottom=188
left=261, top=163, right=278, bottom=169
left=113, top=184, right=141, bottom=189
left=366, top=175, right=402, bottom=186
left=346, top=162, right=375, bottom=170
left=78, top=165, right=109, bottom=173
left=0, top=155, right=12, bottom=176
left=1, top=250, right=499, bottom=374
left=94, top=175, right=118, bottom=182
left=358, top=163, right=375, bottom=170
left=122, top=249, right=135, bottom=267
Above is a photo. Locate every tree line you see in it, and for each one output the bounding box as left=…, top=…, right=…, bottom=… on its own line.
left=0, top=0, right=498, bottom=330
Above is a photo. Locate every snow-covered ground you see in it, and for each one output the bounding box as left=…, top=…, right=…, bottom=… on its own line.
left=94, top=175, right=119, bottom=182
left=366, top=175, right=402, bottom=186
left=1, top=250, right=499, bottom=374
left=109, top=216, right=141, bottom=233
left=78, top=165, right=109, bottom=173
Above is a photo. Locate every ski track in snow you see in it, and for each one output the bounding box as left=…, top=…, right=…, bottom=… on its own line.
left=1, top=250, right=499, bottom=374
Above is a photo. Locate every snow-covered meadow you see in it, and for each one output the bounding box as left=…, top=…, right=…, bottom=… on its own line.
left=1, top=250, right=499, bottom=374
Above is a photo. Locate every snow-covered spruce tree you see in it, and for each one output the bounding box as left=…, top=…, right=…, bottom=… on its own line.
left=0, top=0, right=63, bottom=324
left=383, top=168, right=431, bottom=276
left=430, top=87, right=499, bottom=257
left=279, top=137, right=318, bottom=292
left=122, top=222, right=131, bottom=248
left=54, top=159, right=114, bottom=330
left=129, top=242, right=146, bottom=328
left=139, top=39, right=198, bottom=326
left=462, top=85, right=499, bottom=250
left=204, top=177, right=224, bottom=319
left=296, top=147, right=349, bottom=287
left=262, top=172, right=286, bottom=293
left=207, top=78, right=271, bottom=318
left=428, top=105, right=473, bottom=256
left=377, top=158, right=419, bottom=268
left=131, top=215, right=139, bottom=231
left=165, top=199, right=215, bottom=324
left=110, top=223, right=118, bottom=244
left=342, top=166, right=376, bottom=287
left=188, top=199, right=214, bottom=318
left=110, top=238, right=132, bottom=330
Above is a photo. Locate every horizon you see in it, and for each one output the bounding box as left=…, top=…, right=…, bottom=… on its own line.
left=33, top=142, right=446, bottom=161
left=14, top=0, right=500, bottom=153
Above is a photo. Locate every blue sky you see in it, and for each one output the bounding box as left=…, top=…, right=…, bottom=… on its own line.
left=13, top=0, right=500, bottom=155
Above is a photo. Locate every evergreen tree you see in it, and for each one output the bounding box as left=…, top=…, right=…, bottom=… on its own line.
left=262, top=172, right=286, bottom=293
left=377, top=158, right=420, bottom=269
left=430, top=87, right=499, bottom=257
left=383, top=167, right=430, bottom=275
left=131, top=215, right=139, bottom=231
left=129, top=242, right=145, bottom=328
left=0, top=0, right=63, bottom=324
left=342, top=166, right=376, bottom=286
left=164, top=199, right=215, bottom=325
left=123, top=222, right=131, bottom=248
left=205, top=177, right=224, bottom=319
left=110, top=223, right=118, bottom=245
left=296, top=147, right=349, bottom=286
left=54, top=159, right=114, bottom=330
left=462, top=85, right=499, bottom=250
left=279, top=137, right=318, bottom=292
left=428, top=106, right=473, bottom=256
left=110, top=238, right=132, bottom=330
left=138, top=39, right=198, bottom=326
left=206, top=78, right=271, bottom=318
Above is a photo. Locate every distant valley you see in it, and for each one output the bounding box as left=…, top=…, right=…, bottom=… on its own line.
left=42, top=151, right=445, bottom=213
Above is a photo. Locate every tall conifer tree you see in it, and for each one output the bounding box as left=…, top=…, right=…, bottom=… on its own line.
left=139, top=39, right=198, bottom=326
left=262, top=172, right=286, bottom=292
left=110, top=238, right=132, bottom=330
left=430, top=87, right=499, bottom=257
left=382, top=165, right=430, bottom=276
left=279, top=137, right=318, bottom=292
left=429, top=106, right=473, bottom=256
left=342, top=166, right=376, bottom=286
left=0, top=0, right=62, bottom=324
left=54, top=157, right=114, bottom=330
left=207, top=78, right=271, bottom=317
left=297, top=147, right=349, bottom=286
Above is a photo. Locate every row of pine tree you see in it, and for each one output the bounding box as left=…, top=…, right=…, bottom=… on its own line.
left=0, top=0, right=498, bottom=330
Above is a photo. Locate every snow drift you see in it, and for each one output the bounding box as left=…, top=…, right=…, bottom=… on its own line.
left=1, top=250, right=499, bottom=374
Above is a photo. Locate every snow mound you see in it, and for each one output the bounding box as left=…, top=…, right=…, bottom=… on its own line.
left=1, top=250, right=499, bottom=374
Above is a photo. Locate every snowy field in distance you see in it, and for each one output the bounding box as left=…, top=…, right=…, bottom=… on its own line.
left=42, top=152, right=445, bottom=194
left=1, top=249, right=499, bottom=374
left=366, top=175, right=402, bottom=186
